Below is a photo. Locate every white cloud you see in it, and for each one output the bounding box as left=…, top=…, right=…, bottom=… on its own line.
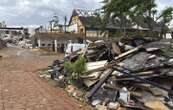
left=0, top=0, right=102, bottom=26
left=0, top=0, right=172, bottom=26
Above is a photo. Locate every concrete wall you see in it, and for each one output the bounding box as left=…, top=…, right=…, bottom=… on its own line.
left=37, top=39, right=54, bottom=48
left=37, top=38, right=79, bottom=53
left=0, top=28, right=26, bottom=39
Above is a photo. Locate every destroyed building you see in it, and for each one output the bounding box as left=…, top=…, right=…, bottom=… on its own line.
left=0, top=27, right=30, bottom=44
left=33, top=32, right=108, bottom=53
left=68, top=9, right=164, bottom=38
left=33, top=9, right=168, bottom=53
left=40, top=37, right=173, bottom=110
left=34, top=33, right=83, bottom=52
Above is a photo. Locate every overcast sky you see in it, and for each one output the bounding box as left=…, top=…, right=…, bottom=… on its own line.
left=0, top=0, right=173, bottom=27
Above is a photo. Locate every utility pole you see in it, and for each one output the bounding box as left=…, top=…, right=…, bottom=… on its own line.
left=64, top=16, right=67, bottom=33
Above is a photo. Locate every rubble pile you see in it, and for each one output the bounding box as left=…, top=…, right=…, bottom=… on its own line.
left=2, top=35, right=22, bottom=46
left=2, top=34, right=32, bottom=48
left=18, top=39, right=32, bottom=48
left=44, top=38, right=173, bottom=110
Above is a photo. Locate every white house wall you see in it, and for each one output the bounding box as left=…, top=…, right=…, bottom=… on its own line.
left=37, top=37, right=80, bottom=53
left=68, top=24, right=78, bottom=33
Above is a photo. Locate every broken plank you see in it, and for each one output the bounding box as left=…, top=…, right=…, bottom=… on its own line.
left=83, top=63, right=116, bottom=74
left=83, top=46, right=143, bottom=75
left=113, top=65, right=173, bottom=95
left=149, top=87, right=166, bottom=96
left=112, top=42, right=121, bottom=55
left=145, top=100, right=169, bottom=110
left=86, top=60, right=107, bottom=71
left=115, top=74, right=161, bottom=81
left=114, top=45, right=143, bottom=60
left=83, top=79, right=99, bottom=88
left=85, top=69, right=113, bottom=101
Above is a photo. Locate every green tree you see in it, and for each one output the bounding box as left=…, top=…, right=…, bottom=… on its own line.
left=102, top=0, right=173, bottom=37
left=49, top=15, right=59, bottom=31
left=102, top=0, right=136, bottom=36
left=156, top=7, right=173, bottom=37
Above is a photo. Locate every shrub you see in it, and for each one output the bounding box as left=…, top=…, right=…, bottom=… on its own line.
left=64, top=56, right=87, bottom=79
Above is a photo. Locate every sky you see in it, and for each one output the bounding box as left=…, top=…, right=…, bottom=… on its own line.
left=0, top=0, right=173, bottom=27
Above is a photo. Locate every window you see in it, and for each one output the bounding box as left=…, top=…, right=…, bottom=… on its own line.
left=42, top=44, right=45, bottom=47
left=80, top=28, right=84, bottom=33
left=5, top=31, right=9, bottom=34
left=48, top=44, right=52, bottom=47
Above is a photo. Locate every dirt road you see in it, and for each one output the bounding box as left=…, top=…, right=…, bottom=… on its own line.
left=0, top=48, right=90, bottom=110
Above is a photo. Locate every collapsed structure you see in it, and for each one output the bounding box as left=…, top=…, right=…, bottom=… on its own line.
left=34, top=9, right=173, bottom=54
left=0, top=27, right=32, bottom=48
left=29, top=7, right=173, bottom=110
left=40, top=37, right=173, bottom=110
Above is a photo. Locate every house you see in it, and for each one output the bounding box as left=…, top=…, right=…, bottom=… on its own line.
left=68, top=9, right=109, bottom=38
left=33, top=9, right=164, bottom=53
left=34, top=17, right=107, bottom=53
left=68, top=9, right=163, bottom=38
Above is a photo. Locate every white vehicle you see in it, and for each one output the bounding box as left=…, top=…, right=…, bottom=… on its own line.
left=65, top=43, right=86, bottom=57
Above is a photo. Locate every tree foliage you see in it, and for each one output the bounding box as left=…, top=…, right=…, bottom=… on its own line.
left=102, top=0, right=173, bottom=36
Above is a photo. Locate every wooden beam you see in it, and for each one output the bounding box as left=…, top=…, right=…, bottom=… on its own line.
left=114, top=45, right=143, bottom=60
left=83, top=45, right=143, bottom=74
left=85, top=69, right=113, bottom=101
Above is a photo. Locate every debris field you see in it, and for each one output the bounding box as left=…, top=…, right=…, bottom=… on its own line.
left=42, top=37, right=173, bottom=110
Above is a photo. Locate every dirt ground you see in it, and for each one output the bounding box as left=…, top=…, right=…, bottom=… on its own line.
left=0, top=48, right=90, bottom=110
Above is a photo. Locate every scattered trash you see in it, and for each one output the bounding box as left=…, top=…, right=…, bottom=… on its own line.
left=66, top=85, right=76, bottom=94
left=95, top=104, right=107, bottom=110
left=41, top=38, right=173, bottom=110
left=118, top=87, right=130, bottom=105
left=108, top=102, right=120, bottom=110
left=39, top=69, right=51, bottom=79
left=92, top=99, right=102, bottom=106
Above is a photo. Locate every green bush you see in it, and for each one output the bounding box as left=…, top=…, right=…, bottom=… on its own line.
left=64, top=56, right=87, bottom=78
left=64, top=56, right=87, bottom=86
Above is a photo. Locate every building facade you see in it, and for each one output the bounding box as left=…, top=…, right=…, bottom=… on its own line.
left=34, top=33, right=85, bottom=52
left=0, top=27, right=29, bottom=39
left=68, top=9, right=109, bottom=38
